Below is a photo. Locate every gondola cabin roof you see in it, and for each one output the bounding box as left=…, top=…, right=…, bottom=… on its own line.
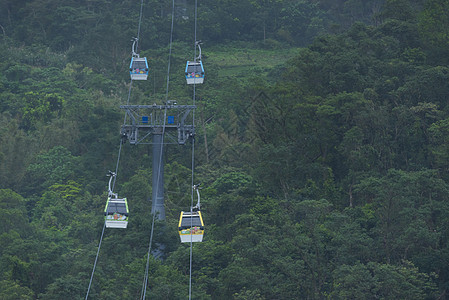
left=104, top=197, right=129, bottom=228
left=178, top=211, right=204, bottom=243
left=185, top=61, right=204, bottom=85
left=130, top=57, right=149, bottom=80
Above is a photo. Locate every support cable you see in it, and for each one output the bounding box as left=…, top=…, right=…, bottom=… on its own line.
left=85, top=0, right=145, bottom=296
left=136, top=0, right=145, bottom=50
left=85, top=81, right=133, bottom=300
left=112, top=80, right=133, bottom=191
left=85, top=222, right=106, bottom=299
left=140, top=0, right=176, bottom=298
left=189, top=0, right=199, bottom=299
left=141, top=107, right=168, bottom=300
left=165, top=0, right=176, bottom=102
left=140, top=210, right=156, bottom=299
left=189, top=136, right=196, bottom=300
left=112, top=0, right=143, bottom=189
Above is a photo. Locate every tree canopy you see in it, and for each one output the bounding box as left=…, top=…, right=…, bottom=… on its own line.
left=1, top=0, right=449, bottom=298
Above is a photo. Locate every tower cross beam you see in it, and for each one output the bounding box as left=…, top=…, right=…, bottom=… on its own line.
left=120, top=103, right=196, bottom=145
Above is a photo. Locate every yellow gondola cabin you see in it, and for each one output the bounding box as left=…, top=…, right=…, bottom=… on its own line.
left=178, top=211, right=204, bottom=243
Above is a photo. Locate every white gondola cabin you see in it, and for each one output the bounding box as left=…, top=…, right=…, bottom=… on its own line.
left=185, top=61, right=204, bottom=84
left=178, top=211, right=204, bottom=243
left=129, top=57, right=149, bottom=80
left=104, top=197, right=129, bottom=228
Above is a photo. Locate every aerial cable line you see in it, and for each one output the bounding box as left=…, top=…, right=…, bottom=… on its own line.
left=112, top=80, right=134, bottom=190
left=114, top=0, right=145, bottom=188
left=141, top=107, right=168, bottom=300
left=85, top=0, right=146, bottom=297
left=85, top=68, right=133, bottom=300
left=140, top=209, right=156, bottom=299
left=140, top=0, right=176, bottom=298
left=164, top=0, right=176, bottom=102
left=85, top=83, right=132, bottom=299
left=136, top=0, right=145, bottom=48
left=108, top=0, right=145, bottom=192
left=85, top=222, right=106, bottom=299
left=189, top=133, right=196, bottom=300
left=189, top=0, right=199, bottom=299
left=85, top=85, right=133, bottom=300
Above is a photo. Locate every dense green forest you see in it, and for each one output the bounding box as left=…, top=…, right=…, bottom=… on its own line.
left=1, top=0, right=449, bottom=298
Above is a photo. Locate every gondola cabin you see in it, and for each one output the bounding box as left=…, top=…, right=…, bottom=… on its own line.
left=104, top=197, right=129, bottom=228
left=130, top=57, right=149, bottom=80
left=185, top=61, right=204, bottom=84
left=178, top=211, right=204, bottom=242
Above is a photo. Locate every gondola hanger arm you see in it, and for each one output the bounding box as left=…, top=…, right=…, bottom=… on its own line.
left=195, top=41, right=202, bottom=62
left=131, top=37, right=139, bottom=58
left=107, top=171, right=118, bottom=199
left=192, top=183, right=201, bottom=211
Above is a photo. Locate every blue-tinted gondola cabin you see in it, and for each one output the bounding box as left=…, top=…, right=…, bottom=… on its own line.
left=178, top=211, right=204, bottom=242
left=130, top=57, right=149, bottom=80
left=104, top=197, right=129, bottom=228
left=185, top=61, right=204, bottom=84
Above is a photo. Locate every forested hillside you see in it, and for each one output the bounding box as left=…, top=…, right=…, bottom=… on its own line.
left=1, top=0, right=449, bottom=299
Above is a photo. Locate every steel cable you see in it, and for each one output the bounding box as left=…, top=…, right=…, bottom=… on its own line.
left=140, top=0, right=176, bottom=297
left=85, top=0, right=145, bottom=296
left=189, top=0, right=199, bottom=299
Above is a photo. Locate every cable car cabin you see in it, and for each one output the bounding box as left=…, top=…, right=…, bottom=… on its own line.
left=130, top=57, right=149, bottom=80
left=185, top=61, right=204, bottom=84
left=178, top=211, right=204, bottom=243
left=104, top=197, right=129, bottom=228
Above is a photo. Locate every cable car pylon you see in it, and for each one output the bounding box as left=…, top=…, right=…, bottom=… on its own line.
left=120, top=102, right=196, bottom=220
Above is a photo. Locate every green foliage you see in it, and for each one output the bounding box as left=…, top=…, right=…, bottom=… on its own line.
left=331, top=261, right=437, bottom=299
left=428, top=114, right=449, bottom=175
left=210, top=170, right=253, bottom=194
left=33, top=181, right=84, bottom=229
left=19, top=91, right=64, bottom=130
left=355, top=169, right=449, bottom=263
left=418, top=0, right=449, bottom=63
left=331, top=263, right=377, bottom=299
left=0, top=189, right=30, bottom=235
left=25, top=146, right=78, bottom=193
left=1, top=1, right=449, bottom=298
left=0, top=279, right=33, bottom=300
left=278, top=0, right=327, bottom=45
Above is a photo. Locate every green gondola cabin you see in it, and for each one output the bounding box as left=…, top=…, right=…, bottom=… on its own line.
left=104, top=197, right=129, bottom=228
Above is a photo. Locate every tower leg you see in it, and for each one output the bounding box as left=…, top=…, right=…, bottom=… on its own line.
left=152, top=133, right=165, bottom=220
